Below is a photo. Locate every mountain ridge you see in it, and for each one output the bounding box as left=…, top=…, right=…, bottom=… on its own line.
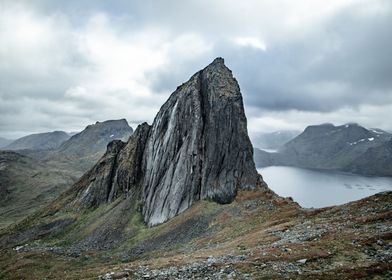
left=254, top=123, right=392, bottom=176
left=17, top=119, right=134, bottom=175
left=4, top=131, right=70, bottom=151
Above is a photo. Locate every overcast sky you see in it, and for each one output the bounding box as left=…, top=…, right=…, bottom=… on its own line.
left=1, top=0, right=391, bottom=139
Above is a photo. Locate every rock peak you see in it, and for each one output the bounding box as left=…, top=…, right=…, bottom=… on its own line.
left=67, top=59, right=265, bottom=227
left=211, top=57, right=225, bottom=65
left=205, top=57, right=229, bottom=72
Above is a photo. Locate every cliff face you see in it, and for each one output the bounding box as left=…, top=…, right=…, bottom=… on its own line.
left=142, top=57, right=260, bottom=225
left=68, top=58, right=263, bottom=226
left=71, top=123, right=150, bottom=208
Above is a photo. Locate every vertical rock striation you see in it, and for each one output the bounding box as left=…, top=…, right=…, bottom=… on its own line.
left=142, top=57, right=260, bottom=226
left=67, top=57, right=264, bottom=227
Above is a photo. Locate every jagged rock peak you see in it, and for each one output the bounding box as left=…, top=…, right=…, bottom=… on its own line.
left=67, top=58, right=265, bottom=227
left=70, top=123, right=150, bottom=209
left=142, top=57, right=261, bottom=226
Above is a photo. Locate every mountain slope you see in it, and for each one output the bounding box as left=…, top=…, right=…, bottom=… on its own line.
left=250, top=130, right=300, bottom=150
left=4, top=131, right=70, bottom=151
left=347, top=139, right=392, bottom=176
left=254, top=123, right=392, bottom=176
left=0, top=137, right=13, bottom=149
left=40, top=119, right=133, bottom=174
left=0, top=151, right=77, bottom=229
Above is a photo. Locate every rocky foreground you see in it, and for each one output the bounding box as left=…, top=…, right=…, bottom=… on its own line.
left=0, top=189, right=390, bottom=279
left=95, top=191, right=392, bottom=280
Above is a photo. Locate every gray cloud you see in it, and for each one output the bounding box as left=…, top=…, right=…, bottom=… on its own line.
left=1, top=0, right=392, bottom=138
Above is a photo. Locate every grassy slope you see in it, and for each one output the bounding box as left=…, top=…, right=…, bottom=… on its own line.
left=0, top=187, right=391, bottom=279
left=0, top=151, right=78, bottom=229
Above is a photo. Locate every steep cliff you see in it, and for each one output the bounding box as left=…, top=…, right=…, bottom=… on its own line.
left=63, top=58, right=264, bottom=226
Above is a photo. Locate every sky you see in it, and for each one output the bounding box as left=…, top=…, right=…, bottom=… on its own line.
left=0, top=0, right=391, bottom=139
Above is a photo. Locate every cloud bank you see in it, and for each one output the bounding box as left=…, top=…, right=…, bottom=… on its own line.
left=0, top=0, right=391, bottom=138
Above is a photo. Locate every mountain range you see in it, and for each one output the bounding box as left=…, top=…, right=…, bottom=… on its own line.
left=0, top=59, right=390, bottom=279
left=45, top=119, right=133, bottom=173
left=12, top=119, right=133, bottom=175
left=0, top=119, right=133, bottom=229
left=254, top=123, right=392, bottom=176
left=0, top=151, right=77, bottom=229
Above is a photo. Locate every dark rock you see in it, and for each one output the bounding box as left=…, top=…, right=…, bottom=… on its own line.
left=71, top=139, right=125, bottom=208
left=71, top=123, right=150, bottom=208
left=142, top=57, right=260, bottom=226
left=108, top=123, right=151, bottom=202
left=62, top=57, right=264, bottom=226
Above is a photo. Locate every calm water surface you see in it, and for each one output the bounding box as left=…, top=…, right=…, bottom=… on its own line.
left=258, top=166, right=392, bottom=208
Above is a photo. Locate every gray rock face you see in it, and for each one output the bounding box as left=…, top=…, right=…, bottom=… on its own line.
left=68, top=58, right=263, bottom=226
left=142, top=57, right=259, bottom=226
left=71, top=123, right=150, bottom=208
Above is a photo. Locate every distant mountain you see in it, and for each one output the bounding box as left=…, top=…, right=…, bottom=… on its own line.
left=254, top=147, right=281, bottom=167
left=4, top=131, right=70, bottom=150
left=46, top=119, right=133, bottom=173
left=250, top=130, right=300, bottom=150
left=347, top=139, right=392, bottom=176
left=0, top=137, right=13, bottom=149
left=0, top=119, right=133, bottom=228
left=0, top=151, right=77, bottom=229
left=67, top=131, right=79, bottom=137
left=254, top=123, right=392, bottom=176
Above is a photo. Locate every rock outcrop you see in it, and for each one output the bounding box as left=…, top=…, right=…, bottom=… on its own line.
left=142, top=57, right=260, bottom=225
left=70, top=123, right=150, bottom=208
left=67, top=58, right=264, bottom=226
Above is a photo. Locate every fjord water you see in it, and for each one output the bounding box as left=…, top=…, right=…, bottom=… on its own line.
left=258, top=166, right=392, bottom=208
